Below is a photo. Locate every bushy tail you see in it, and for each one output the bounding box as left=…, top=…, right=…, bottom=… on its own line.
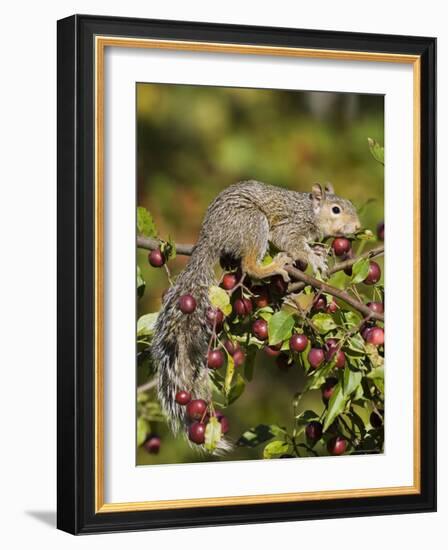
left=152, top=244, right=231, bottom=452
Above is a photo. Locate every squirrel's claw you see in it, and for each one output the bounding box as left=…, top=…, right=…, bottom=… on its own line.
left=273, top=252, right=293, bottom=282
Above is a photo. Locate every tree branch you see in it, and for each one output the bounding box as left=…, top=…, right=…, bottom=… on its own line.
left=137, top=235, right=193, bottom=256
left=137, top=234, right=384, bottom=322
left=287, top=245, right=384, bottom=293
left=284, top=264, right=383, bottom=321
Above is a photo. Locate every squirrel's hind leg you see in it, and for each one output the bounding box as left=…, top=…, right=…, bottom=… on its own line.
left=235, top=210, right=292, bottom=282
left=242, top=251, right=292, bottom=282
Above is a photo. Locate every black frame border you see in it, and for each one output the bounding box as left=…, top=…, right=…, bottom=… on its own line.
left=57, top=14, right=436, bottom=534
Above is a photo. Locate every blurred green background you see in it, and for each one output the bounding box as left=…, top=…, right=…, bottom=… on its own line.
left=136, top=83, right=384, bottom=466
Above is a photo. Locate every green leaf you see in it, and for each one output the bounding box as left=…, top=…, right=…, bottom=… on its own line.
left=344, top=311, right=362, bottom=328
left=295, top=410, right=319, bottom=427
left=303, top=361, right=334, bottom=391
left=227, top=374, right=246, bottom=404
left=311, top=312, right=337, bottom=334
left=137, top=312, right=159, bottom=337
left=351, top=258, right=370, bottom=284
left=263, top=439, right=289, bottom=459
left=368, top=137, right=385, bottom=165
left=257, top=306, right=274, bottom=321
left=367, top=365, right=384, bottom=380
left=205, top=416, right=222, bottom=452
left=346, top=333, right=366, bottom=355
left=366, top=344, right=384, bottom=369
left=268, top=309, right=295, bottom=345
left=356, top=229, right=376, bottom=241
left=349, top=409, right=367, bottom=439
left=343, top=369, right=362, bottom=397
left=367, top=365, right=385, bottom=393
left=236, top=424, right=278, bottom=448
left=137, top=206, right=158, bottom=238
left=137, top=417, right=150, bottom=447
left=209, top=285, right=232, bottom=316
left=160, top=237, right=177, bottom=261
left=167, top=235, right=177, bottom=260
left=224, top=353, right=235, bottom=395
left=353, top=383, right=364, bottom=401
left=300, top=339, right=312, bottom=373
left=137, top=265, right=146, bottom=299
left=323, top=384, right=347, bottom=431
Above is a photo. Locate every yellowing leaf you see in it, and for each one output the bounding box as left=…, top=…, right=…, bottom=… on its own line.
left=205, top=416, right=222, bottom=452
left=209, top=285, right=231, bottom=316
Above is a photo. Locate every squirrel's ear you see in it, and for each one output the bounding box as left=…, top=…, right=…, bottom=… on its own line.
left=324, top=182, right=334, bottom=194
left=311, top=183, right=324, bottom=211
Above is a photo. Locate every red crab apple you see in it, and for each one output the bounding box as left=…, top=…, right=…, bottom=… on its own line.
left=252, top=319, right=268, bottom=340
left=363, top=261, right=381, bottom=285
left=251, top=286, right=270, bottom=309
left=322, top=378, right=338, bottom=402
left=313, top=295, right=327, bottom=311
left=233, top=348, right=246, bottom=367
left=207, top=349, right=225, bottom=369
left=306, top=421, right=323, bottom=441
left=215, top=411, right=230, bottom=434
left=186, top=399, right=208, bottom=421
left=221, top=273, right=238, bottom=290
left=308, top=348, right=325, bottom=369
left=332, top=237, right=351, bottom=257
left=148, top=248, right=165, bottom=267
left=144, top=435, right=161, bottom=454
left=178, top=294, right=197, bottom=314
left=366, top=327, right=384, bottom=346
left=367, top=301, right=384, bottom=314
left=223, top=339, right=239, bottom=355
left=270, top=275, right=288, bottom=295
left=188, top=422, right=206, bottom=444
left=327, top=436, right=347, bottom=455
left=289, top=334, right=308, bottom=352
left=175, top=390, right=191, bottom=406
left=233, top=297, right=253, bottom=317
left=264, top=343, right=282, bottom=357
left=325, top=339, right=345, bottom=369
left=206, top=307, right=224, bottom=330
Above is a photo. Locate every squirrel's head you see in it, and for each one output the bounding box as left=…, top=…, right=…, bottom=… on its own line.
left=310, top=183, right=361, bottom=237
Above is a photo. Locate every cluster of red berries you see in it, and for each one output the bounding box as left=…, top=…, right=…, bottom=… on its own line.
left=174, top=391, right=229, bottom=445
left=332, top=237, right=382, bottom=285
left=147, top=228, right=384, bottom=457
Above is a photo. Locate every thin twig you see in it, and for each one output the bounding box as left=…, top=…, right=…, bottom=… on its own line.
left=287, top=245, right=384, bottom=293
left=137, top=378, right=158, bottom=393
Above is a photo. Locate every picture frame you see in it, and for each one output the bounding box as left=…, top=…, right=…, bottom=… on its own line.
left=57, top=14, right=436, bottom=534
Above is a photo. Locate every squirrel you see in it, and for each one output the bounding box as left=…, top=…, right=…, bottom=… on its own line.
left=151, top=180, right=361, bottom=451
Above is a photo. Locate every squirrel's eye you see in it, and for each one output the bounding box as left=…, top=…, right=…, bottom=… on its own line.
left=332, top=206, right=341, bottom=214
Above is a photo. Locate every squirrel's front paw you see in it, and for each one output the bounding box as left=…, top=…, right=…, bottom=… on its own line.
left=309, top=252, right=329, bottom=278
left=272, top=252, right=293, bottom=282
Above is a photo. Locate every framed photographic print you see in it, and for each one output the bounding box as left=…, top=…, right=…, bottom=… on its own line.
left=57, top=14, right=436, bottom=534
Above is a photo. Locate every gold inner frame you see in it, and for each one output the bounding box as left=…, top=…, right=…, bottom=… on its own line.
left=94, top=36, right=421, bottom=513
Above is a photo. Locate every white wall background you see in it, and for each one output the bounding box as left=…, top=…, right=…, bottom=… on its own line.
left=0, top=0, right=444, bottom=546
